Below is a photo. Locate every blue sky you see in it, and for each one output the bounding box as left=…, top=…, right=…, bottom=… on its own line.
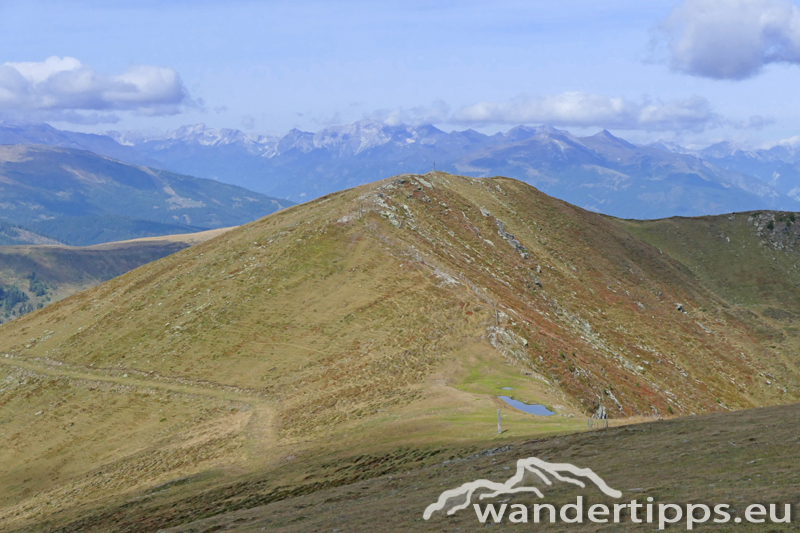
left=3, top=0, right=800, bottom=147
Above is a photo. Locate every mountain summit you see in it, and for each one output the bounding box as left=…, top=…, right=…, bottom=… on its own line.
left=1, top=172, right=797, bottom=530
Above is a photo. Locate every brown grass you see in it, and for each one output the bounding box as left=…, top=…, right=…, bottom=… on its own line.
left=0, top=172, right=797, bottom=531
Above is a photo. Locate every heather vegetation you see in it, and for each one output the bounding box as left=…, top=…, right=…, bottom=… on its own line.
left=0, top=173, right=798, bottom=531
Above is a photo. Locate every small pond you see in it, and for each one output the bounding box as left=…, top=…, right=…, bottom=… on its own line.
left=498, top=396, right=555, bottom=416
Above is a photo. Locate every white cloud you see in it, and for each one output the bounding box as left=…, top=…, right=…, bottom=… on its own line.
left=366, top=100, right=451, bottom=127
left=658, top=0, right=800, bottom=79
left=0, top=56, right=191, bottom=123
left=8, top=56, right=82, bottom=84
left=451, top=92, right=722, bottom=132
left=240, top=114, right=256, bottom=129
left=761, top=133, right=800, bottom=148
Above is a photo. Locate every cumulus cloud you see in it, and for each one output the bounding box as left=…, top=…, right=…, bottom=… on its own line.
left=657, top=0, right=800, bottom=79
left=0, top=56, right=192, bottom=123
left=451, top=92, right=723, bottom=132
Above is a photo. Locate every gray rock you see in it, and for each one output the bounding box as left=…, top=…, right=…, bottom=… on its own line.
left=495, top=219, right=529, bottom=258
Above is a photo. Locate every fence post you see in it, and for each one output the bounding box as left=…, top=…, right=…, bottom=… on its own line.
left=497, top=409, right=502, bottom=434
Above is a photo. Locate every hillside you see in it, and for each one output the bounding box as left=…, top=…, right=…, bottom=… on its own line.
left=0, top=122, right=161, bottom=168
left=618, top=211, right=800, bottom=307
left=0, top=144, right=291, bottom=244
left=60, top=402, right=800, bottom=532
left=0, top=173, right=797, bottom=531
left=0, top=227, right=233, bottom=323
left=0, top=220, right=63, bottom=246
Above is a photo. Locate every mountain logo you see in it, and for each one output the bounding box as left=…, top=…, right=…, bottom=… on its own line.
left=423, top=456, right=622, bottom=519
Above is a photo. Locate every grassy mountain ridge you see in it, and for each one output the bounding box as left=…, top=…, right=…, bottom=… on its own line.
left=618, top=210, right=800, bottom=309
left=0, top=173, right=797, bottom=530
left=25, top=215, right=204, bottom=247
left=0, top=216, right=204, bottom=248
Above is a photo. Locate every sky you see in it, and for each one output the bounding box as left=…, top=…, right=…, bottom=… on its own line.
left=2, top=0, right=800, bottom=147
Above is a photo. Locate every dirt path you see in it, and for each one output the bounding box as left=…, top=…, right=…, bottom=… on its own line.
left=0, top=354, right=263, bottom=404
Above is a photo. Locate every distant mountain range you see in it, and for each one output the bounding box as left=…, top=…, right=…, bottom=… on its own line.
left=3, top=120, right=800, bottom=218
left=107, top=121, right=503, bottom=203
left=0, top=144, right=291, bottom=245
left=0, top=122, right=162, bottom=167
left=657, top=140, right=800, bottom=203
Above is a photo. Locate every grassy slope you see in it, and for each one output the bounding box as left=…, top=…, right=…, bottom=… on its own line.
left=0, top=174, right=797, bottom=531
left=25, top=215, right=206, bottom=247
left=56, top=403, right=797, bottom=533
left=616, top=211, right=800, bottom=309
left=0, top=227, right=234, bottom=322
left=618, top=211, right=800, bottom=400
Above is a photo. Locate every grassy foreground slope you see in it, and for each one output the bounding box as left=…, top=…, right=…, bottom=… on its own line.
left=0, top=173, right=797, bottom=531
left=148, top=403, right=800, bottom=533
